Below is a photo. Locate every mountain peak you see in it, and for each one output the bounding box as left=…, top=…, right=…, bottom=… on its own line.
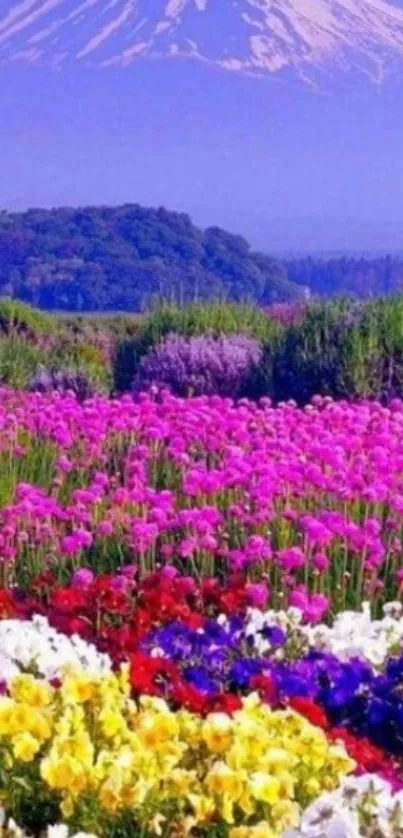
left=1, top=0, right=403, bottom=82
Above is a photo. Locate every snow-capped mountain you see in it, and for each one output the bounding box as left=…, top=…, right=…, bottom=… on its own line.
left=2, top=0, right=403, bottom=82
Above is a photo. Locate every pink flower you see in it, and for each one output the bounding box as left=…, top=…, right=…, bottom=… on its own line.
left=312, top=552, right=329, bottom=572
left=121, top=564, right=137, bottom=579
left=60, top=534, right=80, bottom=556
left=245, top=582, right=268, bottom=609
left=289, top=588, right=308, bottom=611
left=179, top=538, right=197, bottom=558
left=56, top=455, right=73, bottom=474
left=98, top=520, right=113, bottom=536
left=160, top=565, right=179, bottom=581
left=72, top=568, right=94, bottom=588
left=277, top=546, right=305, bottom=571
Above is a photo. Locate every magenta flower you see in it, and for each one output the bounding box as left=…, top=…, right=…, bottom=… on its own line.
left=72, top=568, right=94, bottom=588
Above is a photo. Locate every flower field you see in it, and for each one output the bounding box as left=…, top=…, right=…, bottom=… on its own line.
left=2, top=387, right=403, bottom=836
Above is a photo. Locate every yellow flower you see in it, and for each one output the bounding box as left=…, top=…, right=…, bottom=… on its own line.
left=188, top=794, right=215, bottom=823
left=138, top=712, right=179, bottom=749
left=124, top=779, right=153, bottom=807
left=202, top=713, right=233, bottom=753
left=327, top=744, right=356, bottom=776
left=222, top=793, right=236, bottom=824
left=249, top=772, right=281, bottom=805
left=57, top=730, right=94, bottom=765
left=271, top=800, right=300, bottom=831
left=60, top=796, right=74, bottom=819
left=230, top=826, right=276, bottom=838
left=98, top=707, right=126, bottom=739
left=29, top=711, right=52, bottom=743
left=206, top=762, right=244, bottom=801
left=12, top=732, right=41, bottom=762
left=8, top=704, right=33, bottom=736
left=169, top=768, right=197, bottom=796
left=277, top=771, right=295, bottom=800
left=0, top=699, right=12, bottom=735
left=10, top=675, right=53, bottom=708
left=99, top=781, right=122, bottom=813
left=229, top=829, right=249, bottom=838
left=62, top=674, right=94, bottom=704
left=238, top=788, right=255, bottom=817
left=304, top=776, right=321, bottom=797
left=250, top=823, right=277, bottom=838
left=41, top=755, right=88, bottom=796
left=262, top=748, right=296, bottom=774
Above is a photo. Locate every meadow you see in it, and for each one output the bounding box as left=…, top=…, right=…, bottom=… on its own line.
left=1, top=298, right=403, bottom=837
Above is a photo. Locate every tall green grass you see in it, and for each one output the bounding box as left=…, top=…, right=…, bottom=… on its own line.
left=267, top=298, right=403, bottom=404
left=3, top=296, right=403, bottom=405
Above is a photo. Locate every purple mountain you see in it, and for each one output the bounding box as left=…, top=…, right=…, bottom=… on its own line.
left=2, top=0, right=403, bottom=80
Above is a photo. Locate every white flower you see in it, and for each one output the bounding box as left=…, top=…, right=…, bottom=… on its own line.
left=244, top=601, right=403, bottom=668
left=341, top=773, right=391, bottom=798
left=298, top=791, right=342, bottom=836
left=291, top=774, right=403, bottom=838
left=0, top=615, right=111, bottom=681
left=6, top=818, right=27, bottom=838
left=217, top=614, right=229, bottom=628
left=306, top=604, right=403, bottom=667
left=300, top=807, right=361, bottom=837
left=47, top=829, right=98, bottom=838
left=383, top=601, right=403, bottom=617
left=47, top=827, right=69, bottom=838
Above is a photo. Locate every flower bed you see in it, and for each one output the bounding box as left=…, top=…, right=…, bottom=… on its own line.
left=0, top=388, right=403, bottom=612
left=0, top=389, right=403, bottom=834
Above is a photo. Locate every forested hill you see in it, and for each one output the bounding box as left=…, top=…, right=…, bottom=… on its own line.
left=0, top=205, right=300, bottom=312
left=285, top=255, right=403, bottom=299
left=1, top=204, right=402, bottom=311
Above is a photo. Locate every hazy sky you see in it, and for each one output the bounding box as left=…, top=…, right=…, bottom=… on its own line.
left=1, top=57, right=403, bottom=252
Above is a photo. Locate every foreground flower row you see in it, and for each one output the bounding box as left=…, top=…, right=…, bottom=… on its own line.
left=0, top=670, right=354, bottom=838
left=5, top=776, right=403, bottom=838
left=0, top=664, right=403, bottom=837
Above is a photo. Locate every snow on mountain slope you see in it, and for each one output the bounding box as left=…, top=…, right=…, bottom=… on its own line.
left=1, top=0, right=403, bottom=82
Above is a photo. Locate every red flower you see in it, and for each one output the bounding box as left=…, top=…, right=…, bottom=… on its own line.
left=0, top=590, right=17, bottom=618
left=288, top=697, right=329, bottom=730
left=250, top=674, right=279, bottom=706
left=209, top=694, right=242, bottom=715
left=50, top=588, right=88, bottom=614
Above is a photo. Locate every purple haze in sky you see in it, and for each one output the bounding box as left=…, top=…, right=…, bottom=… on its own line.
left=0, top=53, right=403, bottom=252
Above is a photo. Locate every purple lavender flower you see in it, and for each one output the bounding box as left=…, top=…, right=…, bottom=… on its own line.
left=132, top=333, right=262, bottom=398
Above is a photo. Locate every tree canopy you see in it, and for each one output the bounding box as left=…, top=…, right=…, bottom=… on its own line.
left=0, top=204, right=299, bottom=311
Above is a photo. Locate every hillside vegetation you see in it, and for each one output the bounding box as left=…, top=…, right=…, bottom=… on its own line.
left=0, top=204, right=299, bottom=311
